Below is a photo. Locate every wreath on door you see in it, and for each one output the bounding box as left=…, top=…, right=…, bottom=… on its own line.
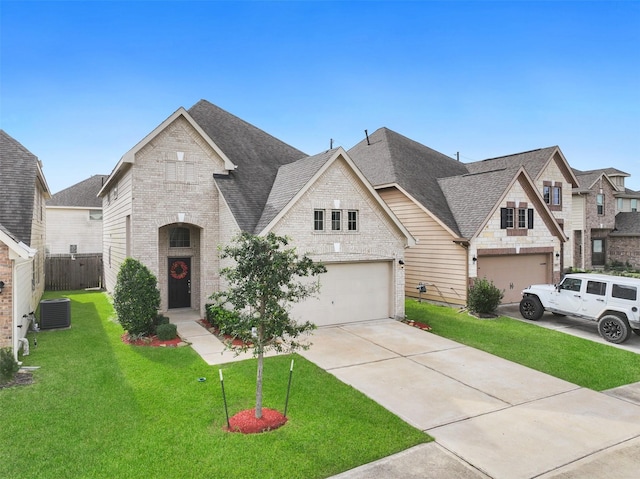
left=170, top=260, right=188, bottom=280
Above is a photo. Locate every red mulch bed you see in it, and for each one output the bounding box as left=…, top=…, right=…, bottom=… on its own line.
left=121, top=334, right=183, bottom=347
left=402, top=319, right=432, bottom=331
left=226, top=408, right=287, bottom=434
left=198, top=319, right=252, bottom=348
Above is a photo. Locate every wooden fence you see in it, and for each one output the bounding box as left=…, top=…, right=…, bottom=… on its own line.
left=45, top=254, right=103, bottom=291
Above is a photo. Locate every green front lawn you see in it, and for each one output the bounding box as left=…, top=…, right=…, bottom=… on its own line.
left=406, top=300, right=640, bottom=391
left=0, top=291, right=430, bottom=479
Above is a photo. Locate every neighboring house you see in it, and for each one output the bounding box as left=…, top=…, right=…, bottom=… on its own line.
left=572, top=167, right=640, bottom=269
left=98, top=101, right=414, bottom=326
left=349, top=129, right=571, bottom=304
left=46, top=175, right=108, bottom=255
left=0, top=130, right=51, bottom=359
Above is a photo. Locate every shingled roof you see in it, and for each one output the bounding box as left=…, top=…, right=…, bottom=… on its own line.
left=189, top=100, right=307, bottom=232
left=0, top=130, right=47, bottom=245
left=466, top=146, right=558, bottom=178
left=348, top=128, right=468, bottom=236
left=612, top=212, right=640, bottom=236
left=48, top=175, right=109, bottom=207
left=438, top=167, right=521, bottom=239
left=254, top=149, right=336, bottom=233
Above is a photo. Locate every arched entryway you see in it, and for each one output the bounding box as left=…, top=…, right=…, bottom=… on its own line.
left=158, top=224, right=201, bottom=311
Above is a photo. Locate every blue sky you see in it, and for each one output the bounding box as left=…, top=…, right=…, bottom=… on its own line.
left=2, top=0, right=639, bottom=193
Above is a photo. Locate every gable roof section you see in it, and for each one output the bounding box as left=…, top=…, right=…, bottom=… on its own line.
left=0, top=221, right=37, bottom=260
left=98, top=105, right=237, bottom=197
left=48, top=175, right=109, bottom=207
left=190, top=100, right=308, bottom=232
left=466, top=146, right=579, bottom=187
left=348, top=127, right=468, bottom=236
left=0, top=130, right=51, bottom=245
left=572, top=168, right=617, bottom=193
left=255, top=149, right=334, bottom=233
left=254, top=148, right=415, bottom=244
left=612, top=212, right=640, bottom=236
left=439, top=166, right=566, bottom=241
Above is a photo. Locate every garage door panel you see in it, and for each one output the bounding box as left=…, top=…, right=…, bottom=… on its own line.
left=477, top=254, right=550, bottom=303
left=291, top=262, right=392, bottom=326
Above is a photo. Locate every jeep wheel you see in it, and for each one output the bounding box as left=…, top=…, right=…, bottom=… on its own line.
left=598, top=315, right=632, bottom=344
left=519, top=296, right=544, bottom=321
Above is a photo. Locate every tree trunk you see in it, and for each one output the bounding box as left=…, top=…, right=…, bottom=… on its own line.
left=255, top=322, right=265, bottom=419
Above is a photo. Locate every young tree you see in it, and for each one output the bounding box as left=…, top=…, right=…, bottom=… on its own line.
left=211, top=232, right=327, bottom=419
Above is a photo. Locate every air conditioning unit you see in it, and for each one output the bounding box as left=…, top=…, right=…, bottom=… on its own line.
left=39, top=298, right=71, bottom=330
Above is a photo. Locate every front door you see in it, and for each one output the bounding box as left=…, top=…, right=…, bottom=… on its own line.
left=592, top=239, right=605, bottom=266
left=168, top=257, right=191, bottom=309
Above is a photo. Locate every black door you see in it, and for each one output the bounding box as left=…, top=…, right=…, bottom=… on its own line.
left=168, top=257, right=191, bottom=308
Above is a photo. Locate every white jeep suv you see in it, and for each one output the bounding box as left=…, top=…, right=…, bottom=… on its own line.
left=520, top=273, right=640, bottom=344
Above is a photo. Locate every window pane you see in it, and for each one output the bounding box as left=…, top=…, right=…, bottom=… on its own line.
left=553, top=186, right=561, bottom=205
left=169, top=227, right=190, bottom=247
left=543, top=186, right=551, bottom=204
left=586, top=281, right=606, bottom=296
left=89, top=210, right=103, bottom=220
left=314, top=210, right=324, bottom=231
left=612, top=284, right=637, bottom=301
left=331, top=210, right=341, bottom=230
left=561, top=278, right=582, bottom=292
left=506, top=208, right=514, bottom=228
left=632, top=199, right=638, bottom=212
left=518, top=209, right=526, bottom=228
left=348, top=210, right=358, bottom=231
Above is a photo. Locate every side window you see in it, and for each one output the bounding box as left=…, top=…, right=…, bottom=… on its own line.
left=313, top=210, right=324, bottom=231
left=331, top=210, right=341, bottom=231
left=586, top=281, right=606, bottom=296
left=596, top=194, right=605, bottom=215
left=561, top=278, right=582, bottom=292
left=612, top=284, right=637, bottom=301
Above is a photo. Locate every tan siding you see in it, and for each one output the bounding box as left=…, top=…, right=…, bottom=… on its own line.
left=46, top=207, right=103, bottom=254
left=102, top=167, right=133, bottom=292
left=381, top=188, right=468, bottom=305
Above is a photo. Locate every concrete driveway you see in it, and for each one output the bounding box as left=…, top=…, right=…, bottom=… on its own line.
left=299, top=319, right=640, bottom=479
left=497, top=303, right=640, bottom=354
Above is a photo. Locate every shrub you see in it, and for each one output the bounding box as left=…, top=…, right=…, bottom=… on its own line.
left=467, top=278, right=504, bottom=315
left=207, top=305, right=241, bottom=335
left=113, top=258, right=161, bottom=337
left=0, top=347, right=19, bottom=384
left=156, top=323, right=178, bottom=341
left=152, top=314, right=170, bottom=334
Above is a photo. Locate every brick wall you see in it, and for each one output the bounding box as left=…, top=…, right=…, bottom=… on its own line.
left=269, top=156, right=408, bottom=318
left=609, top=236, right=640, bottom=269
left=130, top=117, right=227, bottom=315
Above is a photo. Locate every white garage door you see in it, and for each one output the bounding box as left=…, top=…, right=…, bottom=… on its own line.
left=291, top=261, right=392, bottom=326
left=477, top=254, right=551, bottom=303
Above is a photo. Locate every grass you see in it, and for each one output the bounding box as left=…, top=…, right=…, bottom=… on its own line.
left=406, top=299, right=640, bottom=391
left=0, top=291, right=430, bottom=479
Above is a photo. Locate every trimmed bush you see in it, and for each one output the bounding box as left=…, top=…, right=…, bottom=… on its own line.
left=113, top=258, right=160, bottom=337
left=467, top=278, right=504, bottom=315
left=0, top=347, right=19, bottom=384
left=156, top=323, right=178, bottom=341
left=207, top=305, right=241, bottom=335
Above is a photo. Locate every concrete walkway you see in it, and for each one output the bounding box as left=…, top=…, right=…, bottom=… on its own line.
left=167, top=310, right=640, bottom=478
